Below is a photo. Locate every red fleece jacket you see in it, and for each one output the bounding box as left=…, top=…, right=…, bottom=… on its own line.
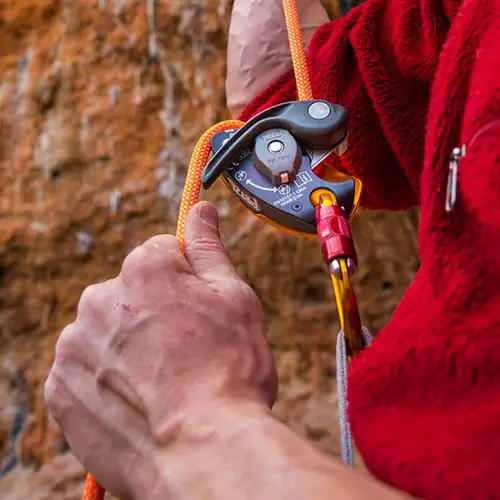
left=239, top=0, right=500, bottom=498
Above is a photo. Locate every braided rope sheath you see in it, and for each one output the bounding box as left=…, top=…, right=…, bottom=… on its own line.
left=176, top=120, right=244, bottom=250
left=82, top=0, right=309, bottom=497
left=82, top=476, right=105, bottom=500
left=336, top=327, right=373, bottom=467
left=282, top=0, right=313, bottom=101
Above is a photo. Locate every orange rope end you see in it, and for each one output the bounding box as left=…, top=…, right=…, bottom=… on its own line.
left=82, top=474, right=105, bottom=500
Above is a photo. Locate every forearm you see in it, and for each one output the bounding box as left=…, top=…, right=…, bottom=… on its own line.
left=154, top=402, right=415, bottom=500
left=226, top=0, right=329, bottom=118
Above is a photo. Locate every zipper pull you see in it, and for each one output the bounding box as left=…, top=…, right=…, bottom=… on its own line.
left=445, top=145, right=466, bottom=212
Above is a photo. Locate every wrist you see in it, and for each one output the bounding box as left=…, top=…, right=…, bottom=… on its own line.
left=150, top=402, right=414, bottom=500
left=151, top=399, right=273, bottom=499
left=154, top=397, right=270, bottom=447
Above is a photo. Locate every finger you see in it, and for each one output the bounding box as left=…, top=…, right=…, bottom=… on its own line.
left=184, top=202, right=239, bottom=283
left=54, top=323, right=99, bottom=375
left=44, top=363, right=155, bottom=499
left=120, top=234, right=191, bottom=287
left=76, top=280, right=115, bottom=340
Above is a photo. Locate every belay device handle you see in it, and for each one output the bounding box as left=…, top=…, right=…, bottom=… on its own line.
left=202, top=100, right=347, bottom=187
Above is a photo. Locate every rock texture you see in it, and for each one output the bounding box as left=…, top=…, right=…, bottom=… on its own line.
left=0, top=454, right=87, bottom=500
left=0, top=0, right=419, bottom=495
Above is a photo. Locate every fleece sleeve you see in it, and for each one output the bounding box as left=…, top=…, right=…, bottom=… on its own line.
left=238, top=0, right=451, bottom=210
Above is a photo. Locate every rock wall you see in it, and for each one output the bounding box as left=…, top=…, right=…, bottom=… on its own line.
left=0, top=0, right=419, bottom=496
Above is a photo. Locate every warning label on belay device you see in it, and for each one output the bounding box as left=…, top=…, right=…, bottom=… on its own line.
left=273, top=185, right=306, bottom=207
left=272, top=171, right=313, bottom=208
left=227, top=178, right=261, bottom=213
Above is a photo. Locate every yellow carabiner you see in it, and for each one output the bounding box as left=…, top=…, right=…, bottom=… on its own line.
left=330, top=259, right=364, bottom=359
left=311, top=188, right=364, bottom=358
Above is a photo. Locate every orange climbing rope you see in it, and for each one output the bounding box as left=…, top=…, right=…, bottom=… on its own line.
left=282, top=0, right=314, bottom=101
left=81, top=0, right=362, bottom=497
left=82, top=123, right=243, bottom=500
left=176, top=120, right=244, bottom=250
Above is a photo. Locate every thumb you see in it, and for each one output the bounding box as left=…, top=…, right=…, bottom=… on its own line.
left=184, top=201, right=238, bottom=282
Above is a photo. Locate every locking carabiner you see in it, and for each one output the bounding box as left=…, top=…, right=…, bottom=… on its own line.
left=312, top=190, right=365, bottom=357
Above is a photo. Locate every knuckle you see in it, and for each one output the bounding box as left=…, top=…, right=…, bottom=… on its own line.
left=161, top=246, right=189, bottom=273
left=187, top=235, right=223, bottom=253
left=122, top=245, right=151, bottom=274
left=56, top=319, right=98, bottom=373
left=121, top=238, right=186, bottom=281
left=44, top=374, right=57, bottom=409
left=234, top=281, right=260, bottom=306
left=54, top=325, right=79, bottom=365
left=143, top=234, right=178, bottom=252
left=79, top=282, right=97, bottom=305
left=223, top=280, right=264, bottom=322
left=77, top=282, right=105, bottom=317
left=121, top=246, right=157, bottom=283
left=44, top=374, right=64, bottom=423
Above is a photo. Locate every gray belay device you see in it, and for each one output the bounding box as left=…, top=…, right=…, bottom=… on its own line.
left=201, top=100, right=356, bottom=236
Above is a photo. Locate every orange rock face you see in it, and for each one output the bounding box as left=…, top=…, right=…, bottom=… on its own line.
left=0, top=0, right=418, bottom=495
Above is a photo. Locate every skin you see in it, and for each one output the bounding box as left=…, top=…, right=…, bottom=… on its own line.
left=45, top=1, right=414, bottom=498
left=226, top=0, right=330, bottom=118
left=45, top=202, right=413, bottom=499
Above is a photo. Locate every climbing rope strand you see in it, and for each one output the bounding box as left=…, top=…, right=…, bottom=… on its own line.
left=282, top=0, right=314, bottom=100
left=336, top=327, right=373, bottom=467
left=176, top=120, right=245, bottom=250
left=82, top=476, right=105, bottom=500
left=82, top=1, right=312, bottom=497
left=336, top=329, right=355, bottom=467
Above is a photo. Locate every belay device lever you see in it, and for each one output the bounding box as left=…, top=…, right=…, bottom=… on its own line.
left=202, top=100, right=360, bottom=236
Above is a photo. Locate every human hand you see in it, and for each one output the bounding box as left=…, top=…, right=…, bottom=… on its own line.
left=44, top=201, right=277, bottom=500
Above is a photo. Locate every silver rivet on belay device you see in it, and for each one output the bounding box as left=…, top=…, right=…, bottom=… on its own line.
left=268, top=140, right=284, bottom=153
left=308, top=102, right=331, bottom=120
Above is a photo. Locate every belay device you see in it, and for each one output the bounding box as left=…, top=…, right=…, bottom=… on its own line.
left=202, top=100, right=362, bottom=236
